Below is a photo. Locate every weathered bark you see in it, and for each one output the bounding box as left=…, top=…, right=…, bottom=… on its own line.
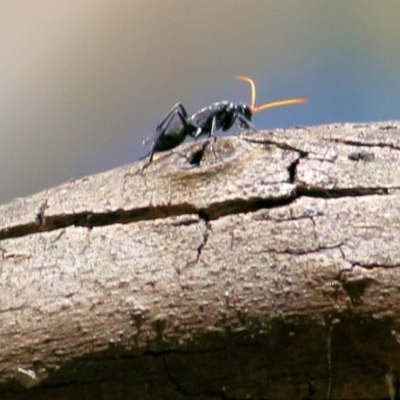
left=1, top=122, right=400, bottom=399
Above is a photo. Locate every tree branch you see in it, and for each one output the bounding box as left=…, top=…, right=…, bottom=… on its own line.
left=1, top=121, right=400, bottom=399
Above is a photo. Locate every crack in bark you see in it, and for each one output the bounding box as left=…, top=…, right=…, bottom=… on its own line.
left=287, top=152, right=308, bottom=184
left=250, top=241, right=344, bottom=257
left=241, top=136, right=308, bottom=157
left=163, top=354, right=229, bottom=399
left=0, top=304, right=29, bottom=314
left=330, top=138, right=400, bottom=151
left=0, top=136, right=393, bottom=242
left=196, top=218, right=210, bottom=264
left=0, top=187, right=390, bottom=242
left=162, top=355, right=192, bottom=398
left=178, top=218, right=210, bottom=276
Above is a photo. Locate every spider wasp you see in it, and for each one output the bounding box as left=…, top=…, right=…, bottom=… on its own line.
left=143, top=76, right=307, bottom=164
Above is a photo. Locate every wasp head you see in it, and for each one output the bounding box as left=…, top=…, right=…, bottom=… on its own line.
left=235, top=75, right=307, bottom=116
left=236, top=103, right=252, bottom=129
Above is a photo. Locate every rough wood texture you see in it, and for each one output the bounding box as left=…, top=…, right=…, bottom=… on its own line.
left=1, top=122, right=400, bottom=399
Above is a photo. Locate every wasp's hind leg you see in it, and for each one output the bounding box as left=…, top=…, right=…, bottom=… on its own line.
left=145, top=103, right=190, bottom=165
left=156, top=103, right=189, bottom=132
left=207, top=116, right=222, bottom=162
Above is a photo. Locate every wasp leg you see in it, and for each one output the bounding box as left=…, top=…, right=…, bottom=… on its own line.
left=150, top=106, right=199, bottom=161
left=236, top=114, right=258, bottom=133
left=156, top=102, right=189, bottom=132
left=143, top=103, right=189, bottom=146
left=148, top=117, right=175, bottom=163
left=175, top=109, right=200, bottom=139
left=147, top=103, right=191, bottom=164
left=208, top=116, right=221, bottom=161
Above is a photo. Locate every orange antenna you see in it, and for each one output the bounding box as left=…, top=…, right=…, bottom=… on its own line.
left=235, top=75, right=257, bottom=108
left=235, top=75, right=307, bottom=114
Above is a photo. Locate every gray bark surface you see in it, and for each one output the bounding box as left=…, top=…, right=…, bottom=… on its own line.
left=1, top=122, right=400, bottom=399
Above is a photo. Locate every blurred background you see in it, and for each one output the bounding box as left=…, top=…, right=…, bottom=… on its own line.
left=0, top=1, right=400, bottom=204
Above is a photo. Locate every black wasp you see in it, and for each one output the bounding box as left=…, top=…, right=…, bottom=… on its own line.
left=143, top=76, right=307, bottom=164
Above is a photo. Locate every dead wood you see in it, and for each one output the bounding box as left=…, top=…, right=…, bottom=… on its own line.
left=1, top=121, right=400, bottom=399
